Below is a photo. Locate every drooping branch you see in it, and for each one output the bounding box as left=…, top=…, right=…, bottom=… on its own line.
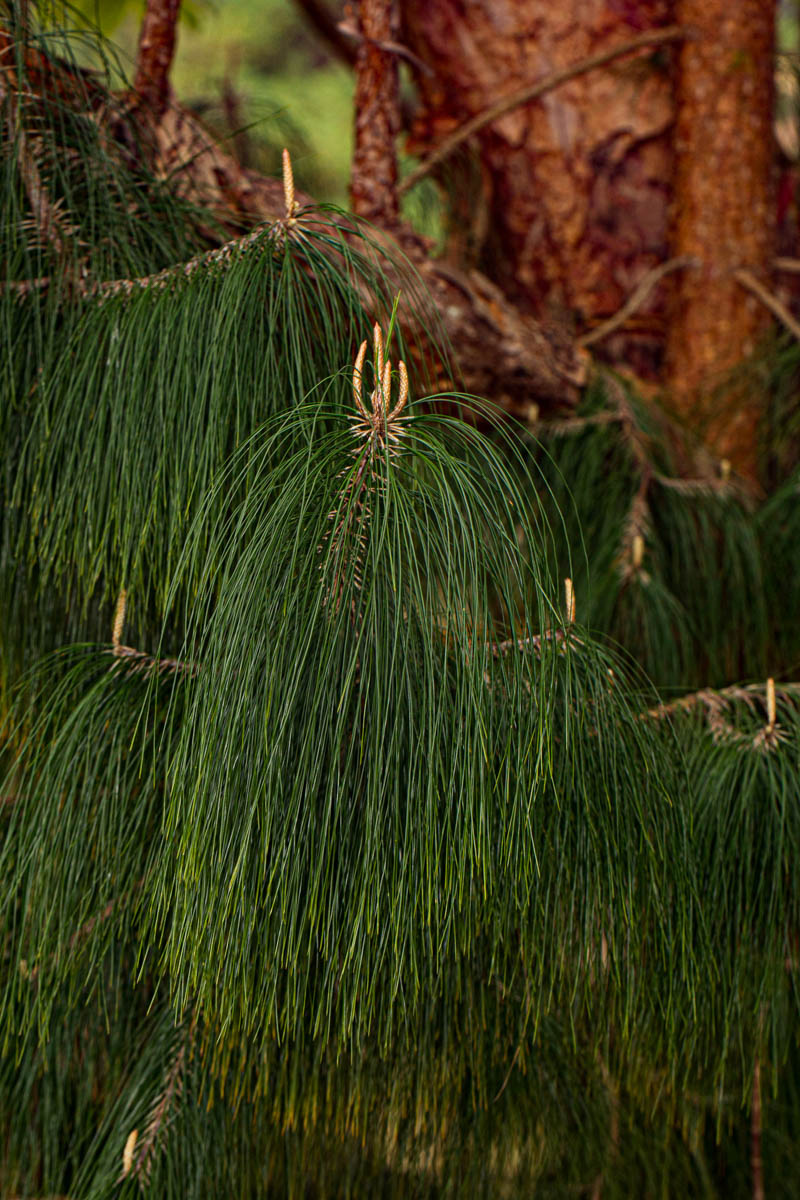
left=133, top=0, right=182, bottom=118
left=399, top=25, right=690, bottom=197
left=124, top=1039, right=187, bottom=1186
left=350, top=0, right=401, bottom=225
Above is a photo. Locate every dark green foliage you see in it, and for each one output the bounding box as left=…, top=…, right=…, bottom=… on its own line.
left=4, top=7, right=800, bottom=1198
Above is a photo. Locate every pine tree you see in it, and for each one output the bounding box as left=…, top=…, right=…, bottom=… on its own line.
left=3, top=4, right=800, bottom=1197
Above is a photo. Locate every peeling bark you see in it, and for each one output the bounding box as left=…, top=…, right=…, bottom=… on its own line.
left=400, top=0, right=677, bottom=374
left=665, top=0, right=776, bottom=480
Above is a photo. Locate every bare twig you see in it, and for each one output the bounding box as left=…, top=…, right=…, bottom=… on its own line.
left=578, top=257, right=697, bottom=349
left=399, top=26, right=690, bottom=196
left=337, top=14, right=432, bottom=74
left=735, top=267, right=800, bottom=344
left=774, top=256, right=800, bottom=274
left=133, top=0, right=182, bottom=119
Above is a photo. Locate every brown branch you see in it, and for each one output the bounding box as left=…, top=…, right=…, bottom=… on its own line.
left=110, top=645, right=198, bottom=679
left=578, top=258, right=698, bottom=349
left=4, top=222, right=275, bottom=301
left=0, top=66, right=72, bottom=262
left=488, top=626, right=578, bottom=658
left=646, top=680, right=800, bottom=720
left=294, top=0, right=357, bottom=66
left=350, top=0, right=401, bottom=225
left=752, top=1057, right=765, bottom=1200
left=735, top=267, right=800, bottom=344
left=644, top=679, right=799, bottom=751
left=127, top=1040, right=186, bottom=1185
left=337, top=15, right=433, bottom=75
left=774, top=256, right=800, bottom=274
left=399, top=26, right=690, bottom=196
left=133, top=0, right=182, bottom=119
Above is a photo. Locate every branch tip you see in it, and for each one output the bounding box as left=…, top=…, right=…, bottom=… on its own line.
left=282, top=147, right=297, bottom=220
left=112, top=589, right=127, bottom=651
left=564, top=578, right=576, bottom=624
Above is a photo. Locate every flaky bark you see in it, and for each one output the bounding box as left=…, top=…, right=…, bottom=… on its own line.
left=400, top=1, right=677, bottom=372
left=350, top=0, right=401, bottom=225
left=665, top=0, right=776, bottom=480
left=134, top=0, right=182, bottom=118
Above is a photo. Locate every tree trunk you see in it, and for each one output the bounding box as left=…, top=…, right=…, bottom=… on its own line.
left=665, top=0, right=776, bottom=482
left=350, top=0, right=401, bottom=225
left=400, top=1, right=676, bottom=373
left=134, top=0, right=182, bottom=119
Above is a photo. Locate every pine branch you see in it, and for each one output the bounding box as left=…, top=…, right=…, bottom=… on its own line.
left=525, top=410, right=620, bottom=436
left=644, top=678, right=799, bottom=751
left=2, top=23, right=585, bottom=411
left=109, top=646, right=198, bottom=678
left=488, top=626, right=576, bottom=658
left=3, top=222, right=275, bottom=300
left=126, top=1039, right=187, bottom=1187
left=109, top=590, right=197, bottom=676
left=0, top=64, right=73, bottom=264
left=399, top=26, right=690, bottom=196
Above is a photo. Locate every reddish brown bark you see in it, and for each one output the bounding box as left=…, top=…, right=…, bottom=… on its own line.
left=134, top=0, right=182, bottom=119
left=665, top=0, right=776, bottom=480
left=3, top=28, right=585, bottom=413
left=400, top=1, right=677, bottom=370
left=350, top=0, right=401, bottom=225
